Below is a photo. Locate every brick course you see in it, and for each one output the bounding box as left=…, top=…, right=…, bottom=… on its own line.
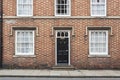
left=2, top=0, right=120, bottom=69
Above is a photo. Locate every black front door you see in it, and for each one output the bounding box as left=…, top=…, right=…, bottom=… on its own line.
left=56, top=31, right=69, bottom=64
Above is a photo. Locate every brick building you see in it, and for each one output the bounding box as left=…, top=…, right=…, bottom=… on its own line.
left=2, top=0, right=120, bottom=69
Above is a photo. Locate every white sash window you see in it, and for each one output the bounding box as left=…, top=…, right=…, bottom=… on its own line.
left=15, top=30, right=34, bottom=55
left=17, top=0, right=33, bottom=16
left=89, top=30, right=108, bottom=55
left=91, top=0, right=106, bottom=16
left=55, top=0, right=71, bottom=16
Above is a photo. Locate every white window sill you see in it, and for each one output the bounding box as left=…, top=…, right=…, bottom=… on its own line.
left=88, top=55, right=111, bottom=58
left=55, top=15, right=71, bottom=17
left=91, top=15, right=106, bottom=17
left=17, top=15, right=33, bottom=17
left=13, top=55, right=36, bottom=58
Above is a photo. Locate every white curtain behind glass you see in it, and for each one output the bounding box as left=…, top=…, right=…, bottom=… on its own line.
left=90, top=31, right=107, bottom=54
left=16, top=31, right=34, bottom=55
left=91, top=0, right=106, bottom=16
left=18, top=0, right=33, bottom=16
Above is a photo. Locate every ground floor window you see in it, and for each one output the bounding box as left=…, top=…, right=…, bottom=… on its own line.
left=89, top=30, right=108, bottom=55
left=15, top=30, right=34, bottom=55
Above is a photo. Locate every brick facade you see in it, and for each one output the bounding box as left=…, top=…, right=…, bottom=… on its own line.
left=2, top=0, right=120, bottom=69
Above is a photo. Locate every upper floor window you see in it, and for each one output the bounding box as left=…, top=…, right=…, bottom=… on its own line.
left=17, top=0, right=33, bottom=16
left=55, top=0, right=71, bottom=16
left=91, top=0, right=106, bottom=16
left=89, top=30, right=108, bottom=55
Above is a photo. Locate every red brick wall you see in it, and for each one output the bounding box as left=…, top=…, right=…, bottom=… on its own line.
left=2, top=0, right=120, bottom=16
left=2, top=0, right=120, bottom=69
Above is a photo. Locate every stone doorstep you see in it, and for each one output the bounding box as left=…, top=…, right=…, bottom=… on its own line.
left=52, top=65, right=75, bottom=70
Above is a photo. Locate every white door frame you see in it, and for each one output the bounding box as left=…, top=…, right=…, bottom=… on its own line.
left=55, top=30, right=70, bottom=65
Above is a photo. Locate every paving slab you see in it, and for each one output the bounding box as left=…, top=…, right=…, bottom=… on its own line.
left=50, top=70, right=69, bottom=76
left=68, top=70, right=84, bottom=76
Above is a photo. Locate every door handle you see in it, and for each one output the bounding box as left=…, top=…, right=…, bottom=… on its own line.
left=65, top=50, right=68, bottom=51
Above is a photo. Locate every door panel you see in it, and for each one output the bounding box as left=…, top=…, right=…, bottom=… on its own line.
left=57, top=38, right=69, bottom=64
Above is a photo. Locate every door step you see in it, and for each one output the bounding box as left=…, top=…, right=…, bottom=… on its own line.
left=52, top=65, right=75, bottom=70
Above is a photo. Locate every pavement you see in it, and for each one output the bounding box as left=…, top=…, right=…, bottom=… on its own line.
left=0, top=69, right=120, bottom=78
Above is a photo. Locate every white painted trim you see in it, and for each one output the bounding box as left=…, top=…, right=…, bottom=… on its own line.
left=16, top=0, right=18, bottom=16
left=85, top=26, right=113, bottom=36
left=106, top=30, right=108, bottom=55
left=88, top=55, right=110, bottom=57
left=68, top=30, right=70, bottom=65
left=55, top=30, right=70, bottom=65
left=13, top=55, right=36, bottom=57
left=90, top=0, right=92, bottom=16
left=3, top=16, right=120, bottom=19
left=15, top=30, right=35, bottom=55
left=89, top=30, right=108, bottom=55
left=55, top=30, right=57, bottom=65
left=17, top=0, right=33, bottom=16
left=15, top=31, right=17, bottom=55
left=10, top=26, right=38, bottom=36
left=90, top=0, right=107, bottom=16
left=55, top=0, right=71, bottom=16
left=103, top=0, right=107, bottom=16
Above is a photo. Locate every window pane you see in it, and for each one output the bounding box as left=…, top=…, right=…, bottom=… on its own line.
left=91, top=48, right=94, bottom=52
left=92, top=0, right=97, bottom=3
left=100, top=0, right=105, bottom=3
left=103, top=32, right=106, bottom=41
left=103, top=48, right=106, bottom=52
left=17, top=48, right=21, bottom=53
left=95, top=32, right=98, bottom=41
left=61, top=0, right=65, bottom=4
left=57, top=0, right=61, bottom=4
left=65, top=0, right=67, bottom=4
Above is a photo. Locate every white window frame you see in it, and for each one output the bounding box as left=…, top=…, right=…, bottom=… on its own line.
left=90, top=0, right=107, bottom=16
left=89, top=30, right=108, bottom=55
left=17, top=0, right=33, bottom=16
left=15, top=30, right=35, bottom=55
left=55, top=0, right=71, bottom=16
